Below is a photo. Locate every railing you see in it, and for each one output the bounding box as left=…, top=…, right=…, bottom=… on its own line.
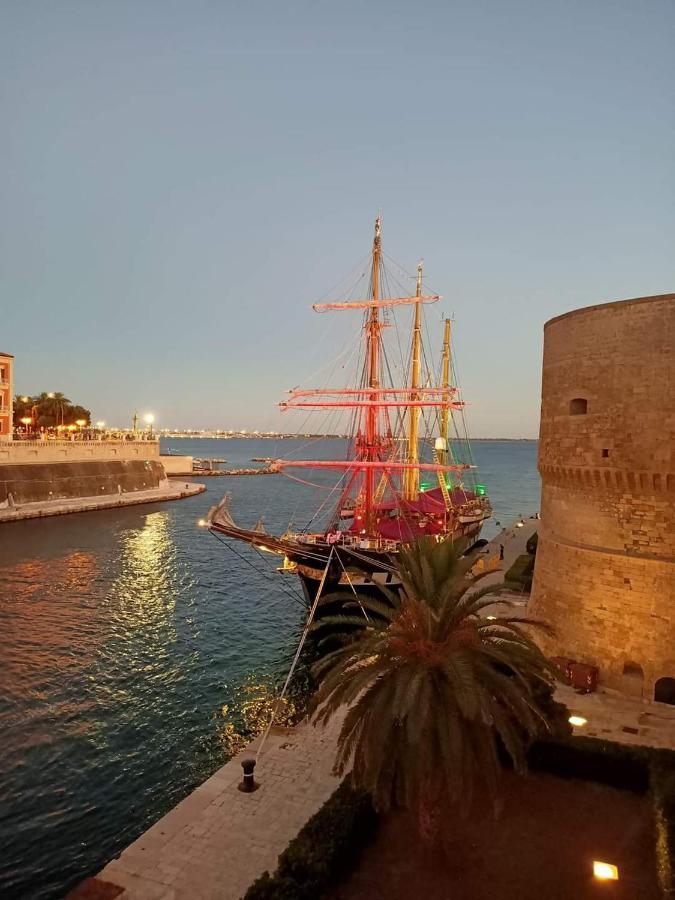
left=11, top=437, right=159, bottom=446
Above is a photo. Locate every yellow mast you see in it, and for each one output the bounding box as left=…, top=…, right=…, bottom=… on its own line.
left=404, top=262, right=423, bottom=499
left=438, top=318, right=452, bottom=465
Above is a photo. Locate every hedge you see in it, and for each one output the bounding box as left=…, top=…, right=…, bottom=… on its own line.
left=243, top=781, right=377, bottom=900
left=504, top=553, right=535, bottom=592
left=528, top=736, right=675, bottom=898
left=244, top=736, right=675, bottom=899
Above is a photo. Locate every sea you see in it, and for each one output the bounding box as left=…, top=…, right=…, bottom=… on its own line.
left=0, top=438, right=539, bottom=899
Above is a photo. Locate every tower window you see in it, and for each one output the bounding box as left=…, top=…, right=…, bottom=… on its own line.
left=602, top=449, right=610, bottom=458
left=570, top=398, right=588, bottom=415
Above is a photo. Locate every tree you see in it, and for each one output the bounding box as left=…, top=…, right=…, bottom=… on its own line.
left=310, top=538, right=558, bottom=833
left=13, top=392, right=90, bottom=429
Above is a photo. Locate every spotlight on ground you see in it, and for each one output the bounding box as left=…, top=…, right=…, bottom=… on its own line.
left=593, top=861, right=618, bottom=881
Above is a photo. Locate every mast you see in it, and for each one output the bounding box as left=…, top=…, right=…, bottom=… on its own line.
left=364, top=216, right=382, bottom=533
left=438, top=318, right=452, bottom=465
left=404, top=262, right=423, bottom=500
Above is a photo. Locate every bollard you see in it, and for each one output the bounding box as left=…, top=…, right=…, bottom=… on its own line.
left=238, top=758, right=259, bottom=793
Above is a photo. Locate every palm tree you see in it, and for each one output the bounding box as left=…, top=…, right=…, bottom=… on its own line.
left=310, top=538, right=557, bottom=831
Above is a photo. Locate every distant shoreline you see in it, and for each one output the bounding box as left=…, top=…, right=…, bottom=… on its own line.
left=159, top=433, right=538, bottom=442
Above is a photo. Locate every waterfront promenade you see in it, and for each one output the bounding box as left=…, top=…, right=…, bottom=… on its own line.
left=79, top=718, right=343, bottom=900
left=70, top=516, right=675, bottom=900
left=0, top=480, right=205, bottom=522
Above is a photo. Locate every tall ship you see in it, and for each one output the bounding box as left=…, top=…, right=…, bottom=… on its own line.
left=205, top=218, right=491, bottom=602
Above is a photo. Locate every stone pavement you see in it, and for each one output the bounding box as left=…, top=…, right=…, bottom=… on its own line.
left=558, top=682, right=675, bottom=750
left=89, top=717, right=343, bottom=900
left=0, top=481, right=205, bottom=523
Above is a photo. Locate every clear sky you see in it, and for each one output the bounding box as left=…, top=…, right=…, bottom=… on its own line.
left=2, top=0, right=673, bottom=437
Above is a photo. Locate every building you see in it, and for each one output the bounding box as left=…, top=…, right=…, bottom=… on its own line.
left=529, top=293, right=675, bottom=702
left=0, top=352, right=13, bottom=442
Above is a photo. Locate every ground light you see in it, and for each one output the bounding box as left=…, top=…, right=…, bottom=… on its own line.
left=569, top=715, right=588, bottom=727
left=593, top=861, right=619, bottom=881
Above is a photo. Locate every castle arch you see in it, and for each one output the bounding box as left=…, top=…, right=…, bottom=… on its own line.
left=654, top=677, right=675, bottom=705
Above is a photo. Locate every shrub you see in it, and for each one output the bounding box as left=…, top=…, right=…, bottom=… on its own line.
left=504, top=553, right=535, bottom=592
left=527, top=736, right=651, bottom=793
left=243, top=781, right=377, bottom=900
left=526, top=531, right=538, bottom=555
left=652, top=756, right=675, bottom=898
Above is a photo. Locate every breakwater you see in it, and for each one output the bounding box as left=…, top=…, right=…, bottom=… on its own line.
left=0, top=459, right=166, bottom=505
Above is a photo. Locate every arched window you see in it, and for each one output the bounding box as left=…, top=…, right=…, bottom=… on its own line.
left=570, top=398, right=588, bottom=415
left=623, top=662, right=644, bottom=678
left=654, top=677, right=675, bottom=705
left=621, top=662, right=644, bottom=698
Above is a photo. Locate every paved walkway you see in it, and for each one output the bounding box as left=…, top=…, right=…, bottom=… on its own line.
left=0, top=481, right=205, bottom=523
left=85, top=719, right=343, bottom=900
left=71, top=514, right=675, bottom=900
left=559, top=682, right=675, bottom=750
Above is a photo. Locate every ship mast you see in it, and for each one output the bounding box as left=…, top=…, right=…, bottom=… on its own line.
left=364, top=216, right=382, bottom=533
left=438, top=318, right=452, bottom=465
left=404, top=262, right=423, bottom=500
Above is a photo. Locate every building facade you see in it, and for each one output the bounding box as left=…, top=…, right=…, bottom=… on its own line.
left=529, top=293, right=675, bottom=701
left=0, top=352, right=13, bottom=442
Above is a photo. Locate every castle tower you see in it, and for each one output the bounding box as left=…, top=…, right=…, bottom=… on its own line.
left=0, top=352, right=14, bottom=442
left=529, top=294, right=675, bottom=701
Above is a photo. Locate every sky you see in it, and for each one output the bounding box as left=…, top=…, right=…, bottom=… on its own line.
left=1, top=0, right=673, bottom=437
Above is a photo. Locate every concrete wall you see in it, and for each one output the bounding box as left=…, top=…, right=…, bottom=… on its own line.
left=0, top=459, right=166, bottom=505
left=529, top=293, right=675, bottom=698
left=160, top=455, right=194, bottom=475
left=0, top=439, right=160, bottom=464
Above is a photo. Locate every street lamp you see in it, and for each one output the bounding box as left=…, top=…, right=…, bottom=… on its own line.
left=144, top=413, right=155, bottom=438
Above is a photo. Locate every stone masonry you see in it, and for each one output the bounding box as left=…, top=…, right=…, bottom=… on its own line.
left=529, top=293, right=675, bottom=698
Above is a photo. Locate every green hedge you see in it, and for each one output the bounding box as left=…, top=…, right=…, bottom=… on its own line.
left=528, top=736, right=675, bottom=898
left=504, top=553, right=535, bottom=592
left=243, top=781, right=378, bottom=900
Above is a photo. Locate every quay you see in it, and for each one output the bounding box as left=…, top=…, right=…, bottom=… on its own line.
left=0, top=438, right=206, bottom=522
left=0, top=480, right=205, bottom=523
left=71, top=516, right=675, bottom=900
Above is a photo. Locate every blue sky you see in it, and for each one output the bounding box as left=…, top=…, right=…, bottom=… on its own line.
left=2, top=0, right=673, bottom=436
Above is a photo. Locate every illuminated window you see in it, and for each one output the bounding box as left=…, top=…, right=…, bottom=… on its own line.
left=569, top=398, right=587, bottom=415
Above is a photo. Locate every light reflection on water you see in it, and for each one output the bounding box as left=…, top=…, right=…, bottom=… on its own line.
left=0, top=438, right=539, bottom=899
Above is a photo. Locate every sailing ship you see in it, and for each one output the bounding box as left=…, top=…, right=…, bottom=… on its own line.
left=205, top=217, right=491, bottom=602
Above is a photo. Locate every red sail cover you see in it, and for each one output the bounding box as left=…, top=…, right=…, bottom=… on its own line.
left=347, top=487, right=478, bottom=540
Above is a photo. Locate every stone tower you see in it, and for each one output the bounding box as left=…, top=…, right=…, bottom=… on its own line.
left=529, top=293, right=675, bottom=701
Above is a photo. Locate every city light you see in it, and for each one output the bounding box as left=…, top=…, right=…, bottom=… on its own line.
left=144, top=413, right=155, bottom=425
left=75, top=419, right=86, bottom=427
left=197, top=519, right=207, bottom=527
left=593, top=861, right=618, bottom=881
left=20, top=417, right=32, bottom=426
left=96, top=421, right=105, bottom=429
left=568, top=715, right=587, bottom=727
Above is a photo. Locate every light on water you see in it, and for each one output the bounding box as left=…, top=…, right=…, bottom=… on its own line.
left=0, top=437, right=539, bottom=899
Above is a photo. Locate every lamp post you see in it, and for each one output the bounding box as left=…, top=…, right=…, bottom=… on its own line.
left=144, top=413, right=155, bottom=439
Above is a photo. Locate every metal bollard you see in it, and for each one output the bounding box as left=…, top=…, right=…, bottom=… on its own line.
left=238, top=758, right=259, bottom=793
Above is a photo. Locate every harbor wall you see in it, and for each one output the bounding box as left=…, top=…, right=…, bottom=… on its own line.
left=0, top=439, right=159, bottom=464
left=530, top=293, right=675, bottom=697
left=160, top=454, right=194, bottom=475
left=0, top=459, right=166, bottom=505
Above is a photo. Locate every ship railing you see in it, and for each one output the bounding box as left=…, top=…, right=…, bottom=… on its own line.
left=288, top=531, right=401, bottom=553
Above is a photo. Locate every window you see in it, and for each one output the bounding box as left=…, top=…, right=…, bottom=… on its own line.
left=655, top=677, right=675, bottom=705
left=602, top=449, right=610, bottom=458
left=570, top=398, right=588, bottom=415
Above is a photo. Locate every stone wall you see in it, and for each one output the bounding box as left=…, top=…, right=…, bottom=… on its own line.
left=0, top=459, right=166, bottom=505
left=530, top=293, right=675, bottom=698
left=0, top=439, right=159, bottom=464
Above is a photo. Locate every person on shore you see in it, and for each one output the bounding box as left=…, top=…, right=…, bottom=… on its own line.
left=499, top=544, right=505, bottom=560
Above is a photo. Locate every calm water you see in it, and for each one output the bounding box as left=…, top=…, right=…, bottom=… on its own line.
left=0, top=438, right=539, bottom=899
